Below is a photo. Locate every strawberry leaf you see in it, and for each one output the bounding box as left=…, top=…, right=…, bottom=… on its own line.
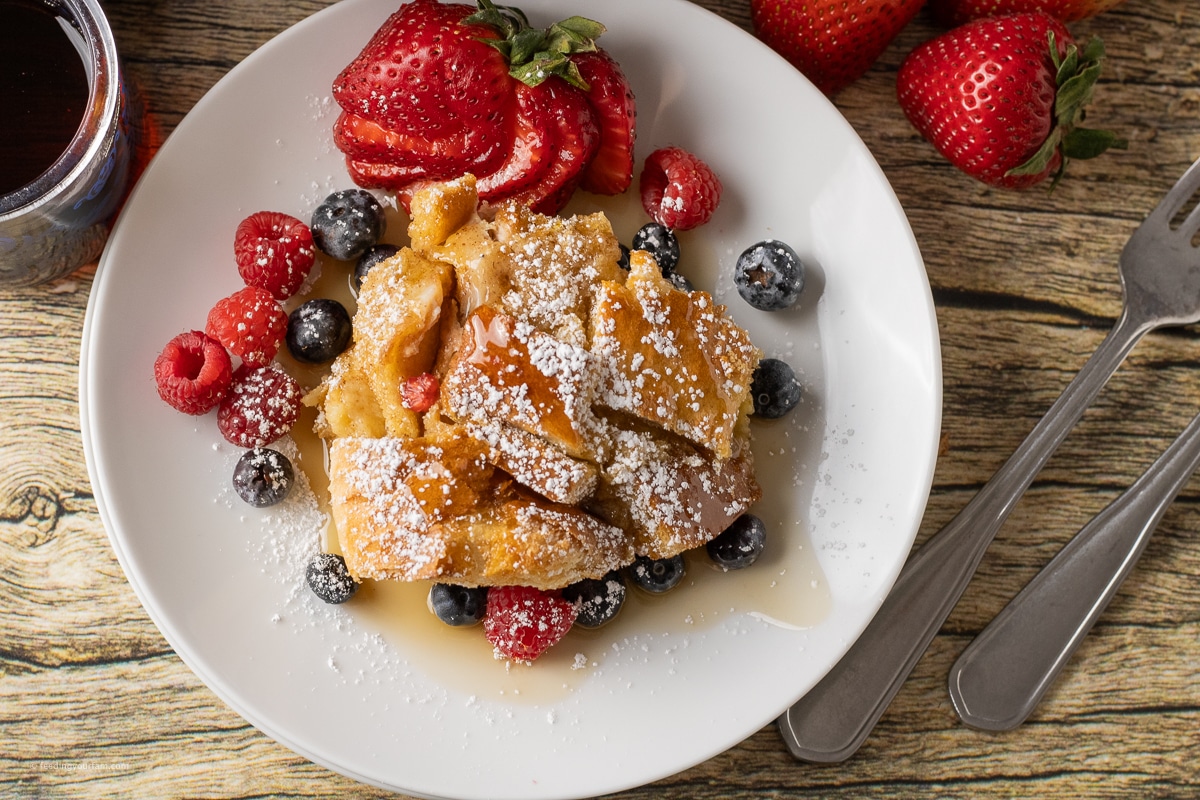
left=1008, top=128, right=1063, bottom=178
left=1062, top=128, right=1128, bottom=160
left=466, top=0, right=604, bottom=90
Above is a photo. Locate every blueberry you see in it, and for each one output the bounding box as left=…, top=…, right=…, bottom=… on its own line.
left=667, top=271, right=694, bottom=292
left=628, top=554, right=686, bottom=594
left=232, top=447, right=293, bottom=507
left=631, top=222, right=680, bottom=275
left=734, top=239, right=804, bottom=311
left=286, top=298, right=352, bottom=364
left=751, top=358, right=802, bottom=419
left=306, top=552, right=358, bottom=604
left=562, top=571, right=627, bottom=628
left=354, top=243, right=399, bottom=292
left=706, top=513, right=767, bottom=570
left=429, top=583, right=488, bottom=626
left=617, top=243, right=631, bottom=271
left=310, top=189, right=385, bottom=261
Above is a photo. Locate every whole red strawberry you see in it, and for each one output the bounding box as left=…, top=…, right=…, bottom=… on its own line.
left=930, top=0, right=1127, bottom=26
left=484, top=585, right=577, bottom=662
left=234, top=211, right=315, bottom=300
left=897, top=12, right=1125, bottom=189
left=751, top=0, right=925, bottom=96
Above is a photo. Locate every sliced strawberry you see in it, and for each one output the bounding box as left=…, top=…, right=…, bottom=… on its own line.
left=336, top=111, right=513, bottom=186
left=332, top=1, right=515, bottom=171
left=476, top=82, right=555, bottom=201
left=573, top=49, right=636, bottom=196
left=345, top=157, right=431, bottom=192
left=504, top=78, right=600, bottom=216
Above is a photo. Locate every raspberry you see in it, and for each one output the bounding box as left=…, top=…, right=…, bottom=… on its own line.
left=639, top=146, right=723, bottom=231
left=483, top=585, right=577, bottom=663
left=401, top=373, right=439, bottom=413
left=217, top=363, right=303, bottom=448
left=234, top=211, right=316, bottom=300
left=205, top=286, right=288, bottom=368
left=153, top=330, right=233, bottom=415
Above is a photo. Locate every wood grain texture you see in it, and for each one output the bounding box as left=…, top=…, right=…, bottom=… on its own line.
left=2, top=0, right=1198, bottom=797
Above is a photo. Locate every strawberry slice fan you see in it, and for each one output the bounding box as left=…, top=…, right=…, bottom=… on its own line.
left=330, top=0, right=635, bottom=215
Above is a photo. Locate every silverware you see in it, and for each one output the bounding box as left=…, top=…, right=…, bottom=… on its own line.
left=948, top=404, right=1200, bottom=730
left=778, top=156, right=1200, bottom=763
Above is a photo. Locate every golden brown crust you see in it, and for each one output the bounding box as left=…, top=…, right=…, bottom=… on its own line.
left=330, top=434, right=630, bottom=588
left=317, top=178, right=762, bottom=589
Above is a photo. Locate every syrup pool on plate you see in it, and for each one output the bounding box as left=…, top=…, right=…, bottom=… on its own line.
left=275, top=201, right=831, bottom=704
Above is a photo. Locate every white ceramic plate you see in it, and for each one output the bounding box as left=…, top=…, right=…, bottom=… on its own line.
left=80, top=1, right=941, bottom=797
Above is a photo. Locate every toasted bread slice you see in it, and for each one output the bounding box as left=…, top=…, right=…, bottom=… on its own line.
left=353, top=247, right=454, bottom=438
left=590, top=250, right=761, bottom=459
left=330, top=433, right=630, bottom=588
left=304, top=342, right=387, bottom=439
left=440, top=305, right=610, bottom=463
left=589, top=421, right=761, bottom=559
left=493, top=201, right=626, bottom=347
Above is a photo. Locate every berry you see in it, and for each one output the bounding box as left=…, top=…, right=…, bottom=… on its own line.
left=897, top=13, right=1123, bottom=188
left=153, top=330, right=233, bottom=415
left=286, top=299, right=352, bottom=365
left=484, top=585, right=577, bottom=662
left=735, top=239, right=805, bottom=311
left=639, top=146, right=722, bottom=231
left=562, top=571, right=627, bottom=629
left=233, top=211, right=315, bottom=300
left=628, top=554, right=686, bottom=594
left=573, top=49, right=637, bottom=196
left=751, top=0, right=925, bottom=96
left=205, top=286, right=288, bottom=368
left=930, top=0, right=1127, bottom=26
left=667, top=271, right=694, bottom=292
left=617, top=243, right=631, bottom=271
left=751, top=358, right=802, bottom=419
left=306, top=552, right=358, bottom=604
left=353, top=243, right=399, bottom=291
left=310, top=189, right=386, bottom=261
left=232, top=447, right=294, bottom=507
left=706, top=513, right=767, bottom=571
left=401, top=373, right=440, bottom=413
left=217, top=363, right=303, bottom=448
left=631, top=222, right=680, bottom=275
left=330, top=0, right=618, bottom=215
left=429, top=583, right=488, bottom=626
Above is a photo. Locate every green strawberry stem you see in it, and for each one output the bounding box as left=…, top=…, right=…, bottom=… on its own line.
left=464, top=0, right=606, bottom=90
left=1008, top=31, right=1127, bottom=187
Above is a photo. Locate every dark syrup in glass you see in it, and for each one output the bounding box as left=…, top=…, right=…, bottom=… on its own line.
left=0, top=0, right=91, bottom=195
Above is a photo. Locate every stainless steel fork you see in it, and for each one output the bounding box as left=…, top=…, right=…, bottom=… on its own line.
left=778, top=156, right=1200, bottom=763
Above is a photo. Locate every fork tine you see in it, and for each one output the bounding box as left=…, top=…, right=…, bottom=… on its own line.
left=1147, top=155, right=1200, bottom=224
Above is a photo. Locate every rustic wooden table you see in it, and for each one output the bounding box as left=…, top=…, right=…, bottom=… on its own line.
left=3, top=0, right=1198, bottom=797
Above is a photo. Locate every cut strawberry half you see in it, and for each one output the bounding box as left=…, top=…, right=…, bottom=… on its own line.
left=504, top=77, right=600, bottom=216
left=475, top=83, right=555, bottom=202
left=573, top=49, right=636, bottom=196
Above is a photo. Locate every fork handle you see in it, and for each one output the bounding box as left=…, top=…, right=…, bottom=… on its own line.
left=778, top=308, right=1151, bottom=763
left=947, top=406, right=1200, bottom=731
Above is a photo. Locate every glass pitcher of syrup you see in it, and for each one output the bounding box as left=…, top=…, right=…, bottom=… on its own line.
left=0, top=0, right=139, bottom=287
